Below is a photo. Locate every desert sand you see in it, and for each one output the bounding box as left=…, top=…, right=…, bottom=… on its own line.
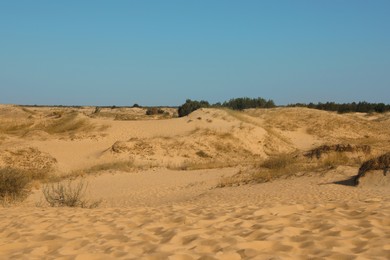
left=1, top=105, right=390, bottom=259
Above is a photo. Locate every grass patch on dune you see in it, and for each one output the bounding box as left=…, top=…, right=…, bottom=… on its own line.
left=168, top=160, right=244, bottom=171
left=0, top=110, right=108, bottom=138
left=84, top=160, right=135, bottom=173
left=218, top=143, right=374, bottom=187
left=57, top=160, right=137, bottom=180
left=2, top=147, right=57, bottom=181
left=0, top=121, right=34, bottom=136
left=42, top=112, right=92, bottom=134
left=261, top=153, right=296, bottom=170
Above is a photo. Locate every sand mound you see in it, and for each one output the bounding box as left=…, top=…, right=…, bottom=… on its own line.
left=356, top=152, right=390, bottom=187
left=0, top=147, right=57, bottom=172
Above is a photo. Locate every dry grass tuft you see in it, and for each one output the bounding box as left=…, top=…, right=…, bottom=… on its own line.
left=0, top=110, right=101, bottom=138
left=0, top=121, right=34, bottom=136
left=84, top=160, right=135, bottom=174
left=261, top=153, right=295, bottom=170
left=319, top=153, right=350, bottom=169
left=0, top=168, right=31, bottom=204
left=42, top=179, right=101, bottom=208
left=305, top=144, right=371, bottom=159
left=169, top=160, right=240, bottom=171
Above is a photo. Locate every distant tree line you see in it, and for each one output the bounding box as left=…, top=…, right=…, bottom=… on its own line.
left=287, top=102, right=390, bottom=114
left=178, top=97, right=276, bottom=117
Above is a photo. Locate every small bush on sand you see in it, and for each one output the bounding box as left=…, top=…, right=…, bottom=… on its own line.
left=146, top=107, right=164, bottom=115
left=43, top=179, right=101, bottom=208
left=196, top=150, right=210, bottom=158
left=0, top=168, right=31, bottom=203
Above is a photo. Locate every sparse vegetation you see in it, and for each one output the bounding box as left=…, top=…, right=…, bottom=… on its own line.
left=220, top=144, right=373, bottom=187
left=0, top=168, right=31, bottom=203
left=261, top=153, right=295, bottom=170
left=196, top=150, right=210, bottom=158
left=320, top=153, right=350, bottom=169
left=357, top=152, right=390, bottom=177
left=42, top=179, right=101, bottom=208
left=304, top=144, right=371, bottom=159
left=93, top=106, right=101, bottom=114
left=84, top=160, right=135, bottom=174
left=0, top=110, right=98, bottom=138
left=169, top=160, right=241, bottom=171
left=43, top=112, right=92, bottom=134
left=146, top=107, right=165, bottom=115
left=0, top=121, right=34, bottom=136
left=2, top=147, right=56, bottom=181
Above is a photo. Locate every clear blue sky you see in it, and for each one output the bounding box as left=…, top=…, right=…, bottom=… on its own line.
left=1, top=1, right=389, bottom=106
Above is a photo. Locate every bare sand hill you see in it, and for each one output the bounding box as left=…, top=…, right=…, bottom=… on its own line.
left=1, top=105, right=390, bottom=259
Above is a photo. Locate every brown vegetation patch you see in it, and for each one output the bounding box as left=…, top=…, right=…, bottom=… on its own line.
left=304, top=144, right=371, bottom=159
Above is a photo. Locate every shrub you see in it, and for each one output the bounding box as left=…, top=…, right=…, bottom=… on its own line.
left=196, top=150, right=210, bottom=158
left=146, top=107, right=164, bottom=115
left=358, top=152, right=390, bottom=176
left=0, top=168, right=31, bottom=202
left=42, top=179, right=101, bottom=208
left=93, top=106, right=101, bottom=114
left=178, top=99, right=210, bottom=117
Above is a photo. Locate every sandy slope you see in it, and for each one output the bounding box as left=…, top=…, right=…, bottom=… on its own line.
left=1, top=105, right=390, bottom=259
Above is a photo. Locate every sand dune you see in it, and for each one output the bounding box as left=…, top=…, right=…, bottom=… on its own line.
left=1, top=105, right=390, bottom=259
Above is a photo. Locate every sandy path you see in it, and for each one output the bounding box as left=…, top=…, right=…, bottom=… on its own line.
left=2, top=168, right=390, bottom=259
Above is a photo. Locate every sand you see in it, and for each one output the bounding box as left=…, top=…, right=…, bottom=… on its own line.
left=2, top=169, right=390, bottom=259
left=1, top=105, right=390, bottom=259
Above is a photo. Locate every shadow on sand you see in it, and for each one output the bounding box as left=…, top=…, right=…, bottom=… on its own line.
left=318, top=176, right=357, bottom=187
left=332, top=176, right=357, bottom=187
